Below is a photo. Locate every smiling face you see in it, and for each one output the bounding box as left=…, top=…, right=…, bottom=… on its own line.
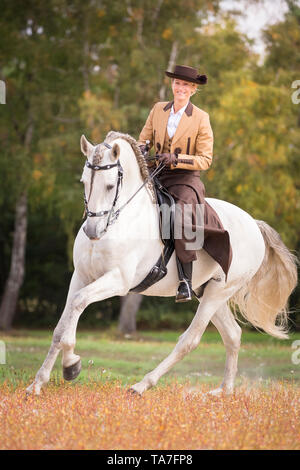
left=171, top=78, right=197, bottom=105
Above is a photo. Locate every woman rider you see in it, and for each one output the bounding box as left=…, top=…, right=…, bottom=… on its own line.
left=138, top=65, right=232, bottom=302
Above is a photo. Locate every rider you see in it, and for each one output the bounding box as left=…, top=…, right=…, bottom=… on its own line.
left=138, top=65, right=232, bottom=302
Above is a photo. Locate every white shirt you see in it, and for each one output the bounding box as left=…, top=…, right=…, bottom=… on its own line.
left=167, top=101, right=189, bottom=139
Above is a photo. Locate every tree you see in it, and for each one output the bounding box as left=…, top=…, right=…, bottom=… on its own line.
left=0, top=0, right=87, bottom=329
left=118, top=293, right=143, bottom=334
left=2, top=0, right=297, bottom=332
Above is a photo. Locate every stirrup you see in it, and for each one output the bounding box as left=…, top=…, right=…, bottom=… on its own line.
left=175, top=278, right=192, bottom=303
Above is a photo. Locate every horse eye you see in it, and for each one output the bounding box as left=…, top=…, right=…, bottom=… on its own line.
left=106, top=184, right=114, bottom=191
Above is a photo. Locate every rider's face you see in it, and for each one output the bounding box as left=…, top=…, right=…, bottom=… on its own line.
left=172, top=79, right=196, bottom=102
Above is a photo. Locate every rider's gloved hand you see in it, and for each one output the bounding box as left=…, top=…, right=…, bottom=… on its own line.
left=156, top=153, right=178, bottom=167
left=139, top=144, right=148, bottom=155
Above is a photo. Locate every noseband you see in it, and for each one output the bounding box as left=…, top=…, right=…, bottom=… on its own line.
left=83, top=140, right=165, bottom=238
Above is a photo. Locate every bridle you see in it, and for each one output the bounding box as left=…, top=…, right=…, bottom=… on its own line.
left=83, top=141, right=164, bottom=238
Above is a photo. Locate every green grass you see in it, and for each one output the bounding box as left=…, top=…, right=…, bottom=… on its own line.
left=0, top=327, right=299, bottom=389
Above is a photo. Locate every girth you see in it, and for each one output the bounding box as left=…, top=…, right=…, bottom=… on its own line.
left=130, top=178, right=175, bottom=293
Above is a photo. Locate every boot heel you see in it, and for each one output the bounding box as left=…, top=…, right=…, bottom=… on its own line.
left=175, top=258, right=193, bottom=302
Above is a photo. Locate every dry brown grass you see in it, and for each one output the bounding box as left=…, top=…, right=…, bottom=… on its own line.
left=0, top=380, right=299, bottom=450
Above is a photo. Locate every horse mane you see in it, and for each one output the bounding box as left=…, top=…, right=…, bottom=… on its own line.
left=105, top=131, right=156, bottom=202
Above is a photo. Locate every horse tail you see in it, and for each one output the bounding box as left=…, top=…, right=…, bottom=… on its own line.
left=230, top=220, right=298, bottom=339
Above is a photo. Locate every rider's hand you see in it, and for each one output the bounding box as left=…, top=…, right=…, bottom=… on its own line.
left=156, top=153, right=178, bottom=167
left=139, top=144, right=148, bottom=155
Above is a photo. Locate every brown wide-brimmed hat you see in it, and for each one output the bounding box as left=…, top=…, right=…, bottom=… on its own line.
left=165, top=64, right=207, bottom=85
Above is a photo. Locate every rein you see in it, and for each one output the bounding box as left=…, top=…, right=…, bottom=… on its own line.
left=83, top=141, right=164, bottom=237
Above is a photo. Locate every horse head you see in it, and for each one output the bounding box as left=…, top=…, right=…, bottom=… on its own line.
left=80, top=134, right=121, bottom=240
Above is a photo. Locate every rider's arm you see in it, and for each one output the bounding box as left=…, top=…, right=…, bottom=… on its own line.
left=171, top=112, right=213, bottom=171
left=137, top=104, right=156, bottom=149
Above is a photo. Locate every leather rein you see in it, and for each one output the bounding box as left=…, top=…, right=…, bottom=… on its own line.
left=83, top=141, right=164, bottom=237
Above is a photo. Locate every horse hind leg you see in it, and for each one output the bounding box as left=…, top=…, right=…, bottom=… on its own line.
left=130, top=281, right=236, bottom=395
left=208, top=302, right=242, bottom=396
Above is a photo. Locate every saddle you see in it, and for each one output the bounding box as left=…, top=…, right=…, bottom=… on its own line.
left=130, top=177, right=175, bottom=293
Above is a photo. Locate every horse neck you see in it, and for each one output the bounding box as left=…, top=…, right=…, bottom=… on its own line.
left=118, top=143, right=152, bottom=207
left=116, top=144, right=159, bottom=242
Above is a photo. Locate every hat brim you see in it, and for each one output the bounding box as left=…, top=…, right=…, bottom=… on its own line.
left=165, top=71, right=207, bottom=85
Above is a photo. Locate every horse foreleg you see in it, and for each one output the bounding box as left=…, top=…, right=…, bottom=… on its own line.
left=26, top=271, right=85, bottom=395
left=130, top=283, right=234, bottom=395
left=59, top=267, right=128, bottom=376
left=209, top=303, right=241, bottom=396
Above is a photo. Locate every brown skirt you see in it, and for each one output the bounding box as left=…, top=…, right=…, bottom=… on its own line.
left=157, top=169, right=232, bottom=278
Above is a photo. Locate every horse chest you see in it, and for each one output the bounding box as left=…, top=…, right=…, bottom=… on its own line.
left=87, top=250, right=102, bottom=277
left=74, top=240, right=109, bottom=280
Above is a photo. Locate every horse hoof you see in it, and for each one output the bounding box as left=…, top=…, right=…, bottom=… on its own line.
left=127, top=387, right=142, bottom=396
left=63, top=359, right=81, bottom=381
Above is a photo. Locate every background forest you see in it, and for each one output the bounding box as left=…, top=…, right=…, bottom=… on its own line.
left=0, top=0, right=299, bottom=331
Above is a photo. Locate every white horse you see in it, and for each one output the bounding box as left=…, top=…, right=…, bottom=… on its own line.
left=26, top=131, right=297, bottom=396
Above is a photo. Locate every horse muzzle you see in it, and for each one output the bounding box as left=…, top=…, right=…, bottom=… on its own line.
left=83, top=223, right=100, bottom=241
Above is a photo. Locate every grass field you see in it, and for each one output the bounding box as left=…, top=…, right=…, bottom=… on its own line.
left=0, top=327, right=299, bottom=449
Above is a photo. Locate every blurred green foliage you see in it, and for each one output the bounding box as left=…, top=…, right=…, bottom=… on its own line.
left=0, top=0, right=299, bottom=330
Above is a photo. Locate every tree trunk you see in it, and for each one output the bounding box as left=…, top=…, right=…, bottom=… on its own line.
left=0, top=192, right=28, bottom=330
left=118, top=293, right=143, bottom=334
left=159, top=40, right=179, bottom=101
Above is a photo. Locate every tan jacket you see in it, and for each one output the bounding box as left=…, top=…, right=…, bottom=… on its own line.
left=138, top=100, right=213, bottom=171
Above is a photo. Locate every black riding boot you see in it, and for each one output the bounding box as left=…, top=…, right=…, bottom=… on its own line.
left=175, top=258, right=193, bottom=303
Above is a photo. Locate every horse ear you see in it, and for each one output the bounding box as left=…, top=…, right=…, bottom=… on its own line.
left=80, top=135, right=93, bottom=157
left=112, top=143, right=120, bottom=160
